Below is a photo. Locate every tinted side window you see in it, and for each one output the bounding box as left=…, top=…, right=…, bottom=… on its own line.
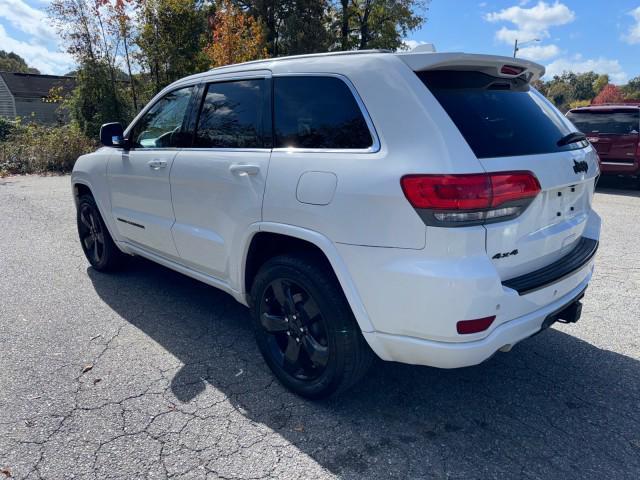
left=194, top=79, right=264, bottom=148
left=274, top=76, right=373, bottom=149
left=130, top=86, right=193, bottom=148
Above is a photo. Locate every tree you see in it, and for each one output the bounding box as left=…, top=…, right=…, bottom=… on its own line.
left=204, top=0, right=267, bottom=67
left=331, top=0, right=428, bottom=51
left=108, top=0, right=140, bottom=111
left=278, top=0, right=331, bottom=54
left=592, top=84, right=624, bottom=105
left=546, top=81, right=575, bottom=112
left=68, top=62, right=129, bottom=137
left=622, top=76, right=640, bottom=100
left=593, top=74, right=609, bottom=95
left=49, top=0, right=131, bottom=125
left=571, top=72, right=598, bottom=101
left=235, top=0, right=428, bottom=56
left=351, top=0, right=427, bottom=50
left=136, top=0, right=209, bottom=94
left=0, top=51, right=40, bottom=74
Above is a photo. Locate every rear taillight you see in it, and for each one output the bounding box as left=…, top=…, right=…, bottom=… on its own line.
left=401, top=171, right=540, bottom=227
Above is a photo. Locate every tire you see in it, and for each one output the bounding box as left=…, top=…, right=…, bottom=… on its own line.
left=77, top=194, right=125, bottom=272
left=250, top=253, right=374, bottom=399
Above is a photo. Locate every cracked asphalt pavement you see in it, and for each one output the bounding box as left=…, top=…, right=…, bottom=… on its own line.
left=1, top=175, right=639, bottom=480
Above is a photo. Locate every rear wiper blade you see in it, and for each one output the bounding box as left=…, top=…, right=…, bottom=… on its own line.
left=557, top=131, right=587, bottom=147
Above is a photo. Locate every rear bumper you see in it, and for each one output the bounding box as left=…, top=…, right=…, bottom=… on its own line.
left=362, top=273, right=592, bottom=368
left=336, top=209, right=601, bottom=368
left=502, top=237, right=598, bottom=295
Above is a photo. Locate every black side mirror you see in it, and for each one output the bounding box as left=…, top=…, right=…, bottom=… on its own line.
left=100, top=122, right=125, bottom=147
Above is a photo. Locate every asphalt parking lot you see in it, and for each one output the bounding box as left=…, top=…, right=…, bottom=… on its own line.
left=1, top=174, right=639, bottom=480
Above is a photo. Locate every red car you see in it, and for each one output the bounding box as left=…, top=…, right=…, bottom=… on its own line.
left=566, top=105, right=640, bottom=179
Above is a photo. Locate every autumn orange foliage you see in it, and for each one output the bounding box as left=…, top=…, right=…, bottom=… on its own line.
left=205, top=0, right=268, bottom=68
left=592, top=84, right=625, bottom=105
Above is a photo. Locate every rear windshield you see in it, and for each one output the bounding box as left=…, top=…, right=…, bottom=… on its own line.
left=417, top=70, right=586, bottom=159
left=566, top=110, right=639, bottom=135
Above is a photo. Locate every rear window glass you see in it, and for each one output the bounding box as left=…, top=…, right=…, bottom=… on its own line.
left=417, top=70, right=586, bottom=159
left=273, top=76, right=373, bottom=149
left=566, top=110, right=639, bottom=135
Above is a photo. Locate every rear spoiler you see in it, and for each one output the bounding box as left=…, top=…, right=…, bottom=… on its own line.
left=396, top=52, right=545, bottom=83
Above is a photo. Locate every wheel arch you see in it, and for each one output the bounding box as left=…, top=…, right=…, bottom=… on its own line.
left=71, top=178, right=123, bottom=251
left=239, top=223, right=375, bottom=333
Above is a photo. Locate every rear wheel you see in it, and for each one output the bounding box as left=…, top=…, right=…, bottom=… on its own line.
left=77, top=194, right=125, bottom=271
left=250, top=254, right=374, bottom=399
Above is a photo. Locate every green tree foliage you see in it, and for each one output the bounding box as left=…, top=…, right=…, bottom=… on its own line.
left=233, top=1, right=329, bottom=56
left=347, top=0, right=427, bottom=50
left=234, top=0, right=427, bottom=55
left=136, top=0, right=210, bottom=95
left=278, top=0, right=331, bottom=54
left=621, top=76, right=640, bottom=100
left=50, top=0, right=135, bottom=133
left=536, top=71, right=640, bottom=111
left=68, top=62, right=131, bottom=138
left=545, top=80, right=575, bottom=112
left=0, top=51, right=40, bottom=74
left=593, top=74, right=609, bottom=95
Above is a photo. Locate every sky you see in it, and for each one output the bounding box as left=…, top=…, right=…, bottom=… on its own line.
left=0, top=0, right=639, bottom=83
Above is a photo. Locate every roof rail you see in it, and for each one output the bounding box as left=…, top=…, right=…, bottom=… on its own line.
left=208, top=49, right=392, bottom=71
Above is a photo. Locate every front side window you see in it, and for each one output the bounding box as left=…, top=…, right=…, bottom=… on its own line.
left=129, top=86, right=193, bottom=148
left=273, top=76, right=373, bottom=149
left=194, top=79, right=265, bottom=148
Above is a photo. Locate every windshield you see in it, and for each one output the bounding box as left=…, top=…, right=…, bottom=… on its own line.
left=566, top=110, right=640, bottom=135
left=417, top=70, right=587, bottom=159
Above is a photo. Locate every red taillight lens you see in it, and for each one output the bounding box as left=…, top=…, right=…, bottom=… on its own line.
left=456, top=316, right=496, bottom=334
left=400, top=174, right=491, bottom=210
left=501, top=65, right=525, bottom=75
left=490, top=172, right=541, bottom=207
left=401, top=172, right=540, bottom=209
left=401, top=171, right=541, bottom=226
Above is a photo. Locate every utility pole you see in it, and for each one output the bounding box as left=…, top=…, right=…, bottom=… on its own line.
left=513, top=38, right=540, bottom=58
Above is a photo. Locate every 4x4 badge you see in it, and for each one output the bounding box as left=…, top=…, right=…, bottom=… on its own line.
left=573, top=160, right=589, bottom=174
left=492, top=249, right=519, bottom=260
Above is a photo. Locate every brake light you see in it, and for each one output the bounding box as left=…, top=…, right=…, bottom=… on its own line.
left=401, top=171, right=540, bottom=226
left=501, top=65, right=525, bottom=76
left=457, top=316, right=496, bottom=334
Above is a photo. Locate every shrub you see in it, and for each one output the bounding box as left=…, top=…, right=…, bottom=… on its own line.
left=0, top=117, right=16, bottom=142
left=0, top=121, right=96, bottom=176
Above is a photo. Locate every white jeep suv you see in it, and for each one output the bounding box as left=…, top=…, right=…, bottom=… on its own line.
left=72, top=50, right=601, bottom=398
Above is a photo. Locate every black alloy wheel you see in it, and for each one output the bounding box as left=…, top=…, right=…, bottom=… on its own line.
left=259, top=278, right=329, bottom=380
left=250, top=254, right=374, bottom=399
left=76, top=194, right=125, bottom=271
left=78, top=202, right=106, bottom=266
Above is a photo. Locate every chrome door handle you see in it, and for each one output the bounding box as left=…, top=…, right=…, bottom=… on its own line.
left=147, top=159, right=167, bottom=170
left=229, top=164, right=260, bottom=176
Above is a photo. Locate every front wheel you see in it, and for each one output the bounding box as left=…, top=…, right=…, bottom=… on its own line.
left=77, top=194, right=125, bottom=272
left=250, top=254, right=374, bottom=399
